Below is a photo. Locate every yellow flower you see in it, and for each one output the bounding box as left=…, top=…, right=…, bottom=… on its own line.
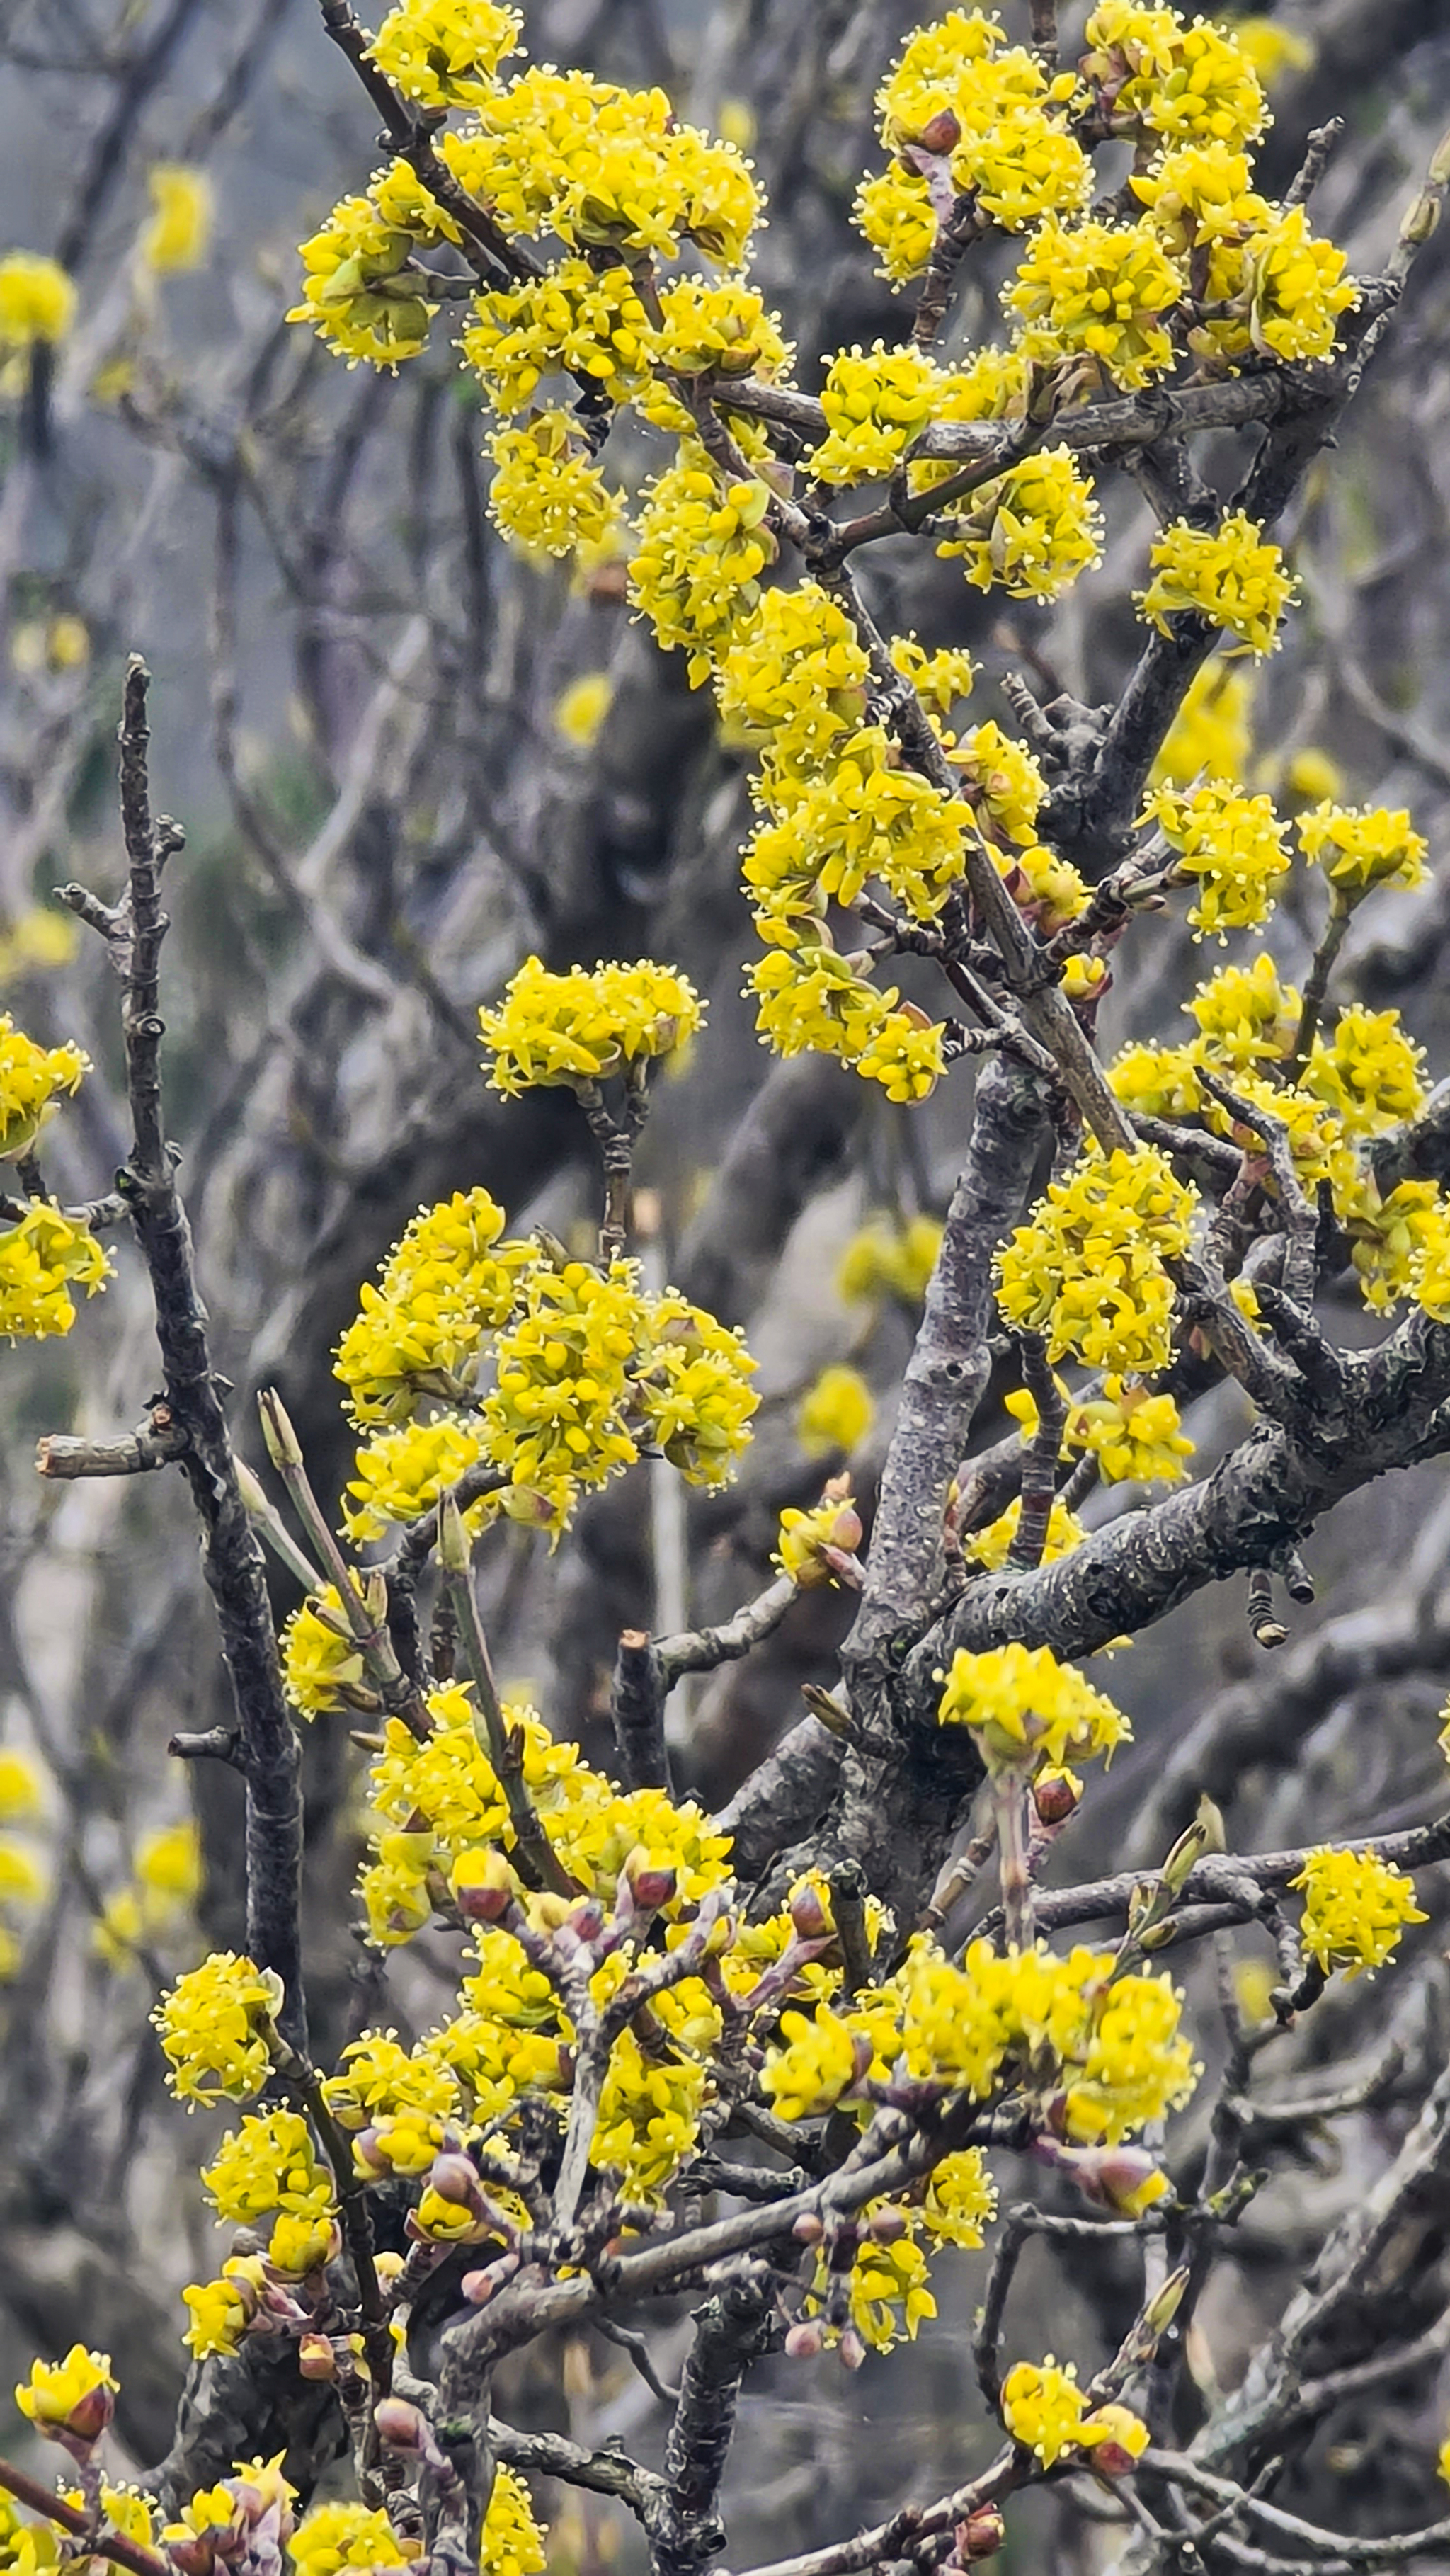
left=628, top=452, right=777, bottom=688
left=813, top=341, right=944, bottom=485
left=368, top=0, right=522, bottom=108
left=333, top=1187, right=531, bottom=1427
left=481, top=956, right=702, bottom=1095
left=718, top=585, right=872, bottom=774
left=290, top=2502, right=416, bottom=2576
left=0, top=253, right=74, bottom=348
left=152, top=1951, right=282, bottom=2106
left=463, top=260, right=651, bottom=415
left=0, top=1017, right=89, bottom=1158
left=287, top=164, right=457, bottom=369
left=553, top=673, right=612, bottom=749
left=764, top=2000, right=878, bottom=2120
left=140, top=166, right=212, bottom=273
left=919, top=2147, right=997, bottom=2247
left=202, top=2108, right=333, bottom=2224
left=15, top=2347, right=116, bottom=2443
left=343, top=1415, right=486, bottom=1544
left=937, top=1641, right=1131, bottom=1774
left=486, top=411, right=622, bottom=560
left=796, top=1363, right=874, bottom=1459
left=837, top=1214, right=942, bottom=1309
left=775, top=1487, right=864, bottom=1588
left=1224, top=18, right=1314, bottom=87
left=996, top=1145, right=1197, bottom=1376
left=181, top=2274, right=252, bottom=2361
left=1002, top=2357, right=1092, bottom=2466
left=963, top=1493, right=1085, bottom=1570
left=1085, top=6, right=1268, bottom=149
left=0, top=1203, right=111, bottom=1343
left=1296, top=799, right=1427, bottom=897
left=1137, top=513, right=1296, bottom=658
left=1064, top=1378, right=1195, bottom=1486
left=935, top=448, right=1102, bottom=602
left=481, top=2466, right=547, bottom=2576
left=0, top=1750, right=43, bottom=1823
left=1005, top=216, right=1182, bottom=389
left=1063, top=1968, right=1200, bottom=2141
left=1142, top=777, right=1291, bottom=938
left=1292, top=1846, right=1427, bottom=1978
left=1150, top=658, right=1255, bottom=788
left=282, top=1583, right=370, bottom=1717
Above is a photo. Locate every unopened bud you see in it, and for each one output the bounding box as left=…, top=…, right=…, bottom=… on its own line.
left=867, top=2207, right=908, bottom=2243
left=234, top=1459, right=272, bottom=1518
left=915, top=108, right=961, bottom=154
left=436, top=1493, right=469, bottom=1574
left=461, top=2267, right=497, bottom=2305
left=789, top=1884, right=832, bottom=1942
left=1142, top=2261, right=1192, bottom=2342
left=838, top=2329, right=867, bottom=2372
left=1032, top=1770, right=1080, bottom=1828
left=624, top=1847, right=679, bottom=1913
left=784, top=2321, right=823, bottom=2359
left=429, top=2150, right=481, bottom=2207
left=257, top=1388, right=304, bottom=1471
left=450, top=1846, right=518, bottom=1923
left=61, top=2383, right=115, bottom=2449
left=1160, top=1818, right=1208, bottom=1899
left=297, top=2335, right=337, bottom=2382
left=792, top=2212, right=825, bottom=2243
left=375, top=2398, right=428, bottom=2452
left=956, top=2507, right=1006, bottom=2561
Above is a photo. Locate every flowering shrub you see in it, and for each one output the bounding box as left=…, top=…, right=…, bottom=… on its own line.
left=8, top=6, right=1450, bottom=2576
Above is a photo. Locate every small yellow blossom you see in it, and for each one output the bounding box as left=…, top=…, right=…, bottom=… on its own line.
left=0, top=253, right=75, bottom=348
left=1138, top=513, right=1296, bottom=658
left=937, top=1640, right=1131, bottom=1774
left=796, top=1364, right=874, bottom=1459
left=152, top=1951, right=282, bottom=2106
left=367, top=0, right=522, bottom=107
left=141, top=166, right=213, bottom=273
left=996, top=1146, right=1197, bottom=1375
left=481, top=957, right=702, bottom=1095
left=1142, top=777, right=1291, bottom=938
left=1006, top=215, right=1182, bottom=389
left=0, top=1018, right=89, bottom=1158
left=553, top=673, right=613, bottom=749
left=290, top=2502, right=416, bottom=2576
left=936, top=448, right=1102, bottom=602
left=1296, top=800, right=1427, bottom=897
left=15, top=2347, right=116, bottom=2443
left=1292, top=1846, right=1426, bottom=1978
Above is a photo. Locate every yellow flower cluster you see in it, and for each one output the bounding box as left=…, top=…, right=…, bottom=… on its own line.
left=286, top=160, right=458, bottom=367
left=289, top=2502, right=415, bottom=2576
left=775, top=1485, right=864, bottom=1587
left=765, top=1934, right=1199, bottom=2145
left=1005, top=215, right=1182, bottom=388
left=464, top=258, right=650, bottom=413
left=813, top=342, right=942, bottom=484
left=0, top=1017, right=89, bottom=1158
left=1151, top=657, right=1255, bottom=787
left=1292, top=1846, right=1427, bottom=1978
left=1137, top=512, right=1296, bottom=657
left=796, top=1363, right=874, bottom=1459
left=486, top=410, right=622, bottom=559
left=1006, top=1376, right=1194, bottom=1487
left=1002, top=2358, right=1149, bottom=2470
left=719, top=585, right=872, bottom=773
left=935, top=449, right=1103, bottom=602
left=837, top=1212, right=943, bottom=1308
left=480, top=955, right=702, bottom=1095
left=152, top=1951, right=282, bottom=2107
left=334, top=1187, right=530, bottom=1425
left=1141, top=777, right=1291, bottom=937
left=749, top=942, right=946, bottom=1102
left=628, top=455, right=777, bottom=685
left=1083, top=5, right=1268, bottom=150
left=0, top=253, right=75, bottom=348
left=964, top=1493, right=1086, bottom=1571
left=15, top=2347, right=115, bottom=2441
left=859, top=10, right=1088, bottom=283
left=140, top=165, right=213, bottom=274
left=936, top=1641, right=1131, bottom=1775
left=744, top=727, right=970, bottom=933
left=93, top=1819, right=202, bottom=1969
left=1297, top=799, right=1428, bottom=896
left=0, top=1202, right=111, bottom=1343
left=342, top=1415, right=486, bottom=1545
left=367, top=0, right=523, bottom=109
left=996, top=1146, right=1198, bottom=1375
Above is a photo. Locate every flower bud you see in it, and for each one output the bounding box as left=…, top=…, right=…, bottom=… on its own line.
left=784, top=2321, right=823, bottom=2359
left=838, top=2329, right=867, bottom=2371
left=257, top=1389, right=304, bottom=1470
left=789, top=1883, right=832, bottom=1942
left=375, top=2398, right=428, bottom=2452
left=1032, top=1770, right=1080, bottom=1827
left=428, top=2151, right=481, bottom=2207
left=956, top=2507, right=1006, bottom=2561
left=297, top=2335, right=337, bottom=2382
left=792, top=2212, right=825, bottom=2243
left=623, top=1847, right=679, bottom=1913
left=915, top=109, right=961, bottom=154
left=460, top=2267, right=497, bottom=2305
left=867, top=2207, right=908, bottom=2243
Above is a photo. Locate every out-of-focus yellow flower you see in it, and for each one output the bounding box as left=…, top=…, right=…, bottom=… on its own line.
left=0, top=253, right=74, bottom=348
left=553, top=673, right=613, bottom=748
left=140, top=166, right=213, bottom=273
left=796, top=1363, right=874, bottom=1458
